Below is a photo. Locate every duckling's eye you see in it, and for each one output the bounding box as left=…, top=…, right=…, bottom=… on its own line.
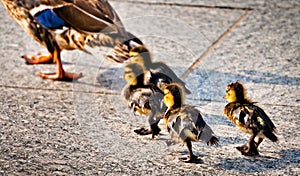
left=226, top=86, right=231, bottom=93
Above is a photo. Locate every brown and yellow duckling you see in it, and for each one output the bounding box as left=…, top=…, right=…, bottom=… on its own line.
left=163, top=83, right=219, bottom=163
left=129, top=46, right=191, bottom=94
left=224, top=81, right=278, bottom=156
left=122, top=63, right=166, bottom=138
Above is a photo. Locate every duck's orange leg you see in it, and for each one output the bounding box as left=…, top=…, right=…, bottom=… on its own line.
left=37, top=48, right=82, bottom=81
left=22, top=52, right=54, bottom=64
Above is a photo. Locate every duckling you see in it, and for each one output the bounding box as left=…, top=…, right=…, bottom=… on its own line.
left=129, top=46, right=191, bottom=94
left=224, top=81, right=278, bottom=156
left=163, top=83, right=219, bottom=163
left=122, top=63, right=165, bottom=138
left=1, top=0, right=142, bottom=81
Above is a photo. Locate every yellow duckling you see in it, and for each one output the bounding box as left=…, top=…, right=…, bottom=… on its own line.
left=129, top=46, right=191, bottom=94
left=163, top=83, right=219, bottom=163
left=224, top=81, right=278, bottom=156
left=122, top=63, right=165, bottom=138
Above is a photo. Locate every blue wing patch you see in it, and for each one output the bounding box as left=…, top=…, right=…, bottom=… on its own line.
left=34, top=9, right=68, bottom=29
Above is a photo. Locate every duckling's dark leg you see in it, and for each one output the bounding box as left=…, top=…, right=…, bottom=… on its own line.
left=255, top=137, right=263, bottom=148
left=133, top=118, right=161, bottom=138
left=241, top=133, right=259, bottom=156
left=151, top=121, right=161, bottom=139
left=237, top=137, right=263, bottom=152
left=22, top=52, right=54, bottom=64
left=37, top=48, right=82, bottom=81
left=184, top=140, right=202, bottom=163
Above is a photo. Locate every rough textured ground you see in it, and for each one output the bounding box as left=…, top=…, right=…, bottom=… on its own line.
left=0, top=0, right=299, bottom=175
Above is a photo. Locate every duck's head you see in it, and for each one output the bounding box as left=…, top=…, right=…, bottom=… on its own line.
left=124, top=63, right=145, bottom=86
left=129, top=46, right=152, bottom=70
left=163, top=83, right=185, bottom=116
left=225, top=81, right=246, bottom=103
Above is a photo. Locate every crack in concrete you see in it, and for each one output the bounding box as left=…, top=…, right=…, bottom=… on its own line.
left=181, top=9, right=253, bottom=80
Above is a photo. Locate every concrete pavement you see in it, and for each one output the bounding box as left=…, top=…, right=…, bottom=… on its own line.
left=0, top=0, right=299, bottom=175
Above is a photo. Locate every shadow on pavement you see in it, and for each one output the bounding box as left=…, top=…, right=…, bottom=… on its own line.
left=215, top=148, right=300, bottom=172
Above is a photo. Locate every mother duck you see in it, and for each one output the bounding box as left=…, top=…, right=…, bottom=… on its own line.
left=1, top=0, right=142, bottom=81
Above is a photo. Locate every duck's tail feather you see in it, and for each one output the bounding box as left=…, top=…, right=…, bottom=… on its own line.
left=197, top=124, right=219, bottom=146
left=105, top=32, right=143, bottom=63
left=264, top=130, right=278, bottom=142
left=207, top=136, right=219, bottom=146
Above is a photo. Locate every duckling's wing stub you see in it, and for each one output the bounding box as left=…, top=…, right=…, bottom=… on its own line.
left=195, top=112, right=219, bottom=146
left=247, top=105, right=278, bottom=142
left=181, top=106, right=219, bottom=145
left=250, top=105, right=276, bottom=131
left=170, top=106, right=218, bottom=145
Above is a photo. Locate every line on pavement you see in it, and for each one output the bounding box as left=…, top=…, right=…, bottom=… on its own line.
left=111, top=0, right=253, bottom=11
left=0, top=84, right=119, bottom=95
left=1, top=84, right=299, bottom=109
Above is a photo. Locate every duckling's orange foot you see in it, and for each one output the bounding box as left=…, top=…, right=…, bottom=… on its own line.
left=236, top=144, right=248, bottom=152
left=134, top=127, right=152, bottom=135
left=38, top=72, right=83, bottom=81
left=22, top=52, right=54, bottom=64
left=240, top=149, right=259, bottom=156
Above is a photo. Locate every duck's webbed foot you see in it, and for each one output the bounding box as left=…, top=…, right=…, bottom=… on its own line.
left=38, top=71, right=82, bottom=81
left=22, top=52, right=54, bottom=64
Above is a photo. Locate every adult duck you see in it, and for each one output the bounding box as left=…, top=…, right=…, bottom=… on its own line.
left=1, top=0, right=142, bottom=81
